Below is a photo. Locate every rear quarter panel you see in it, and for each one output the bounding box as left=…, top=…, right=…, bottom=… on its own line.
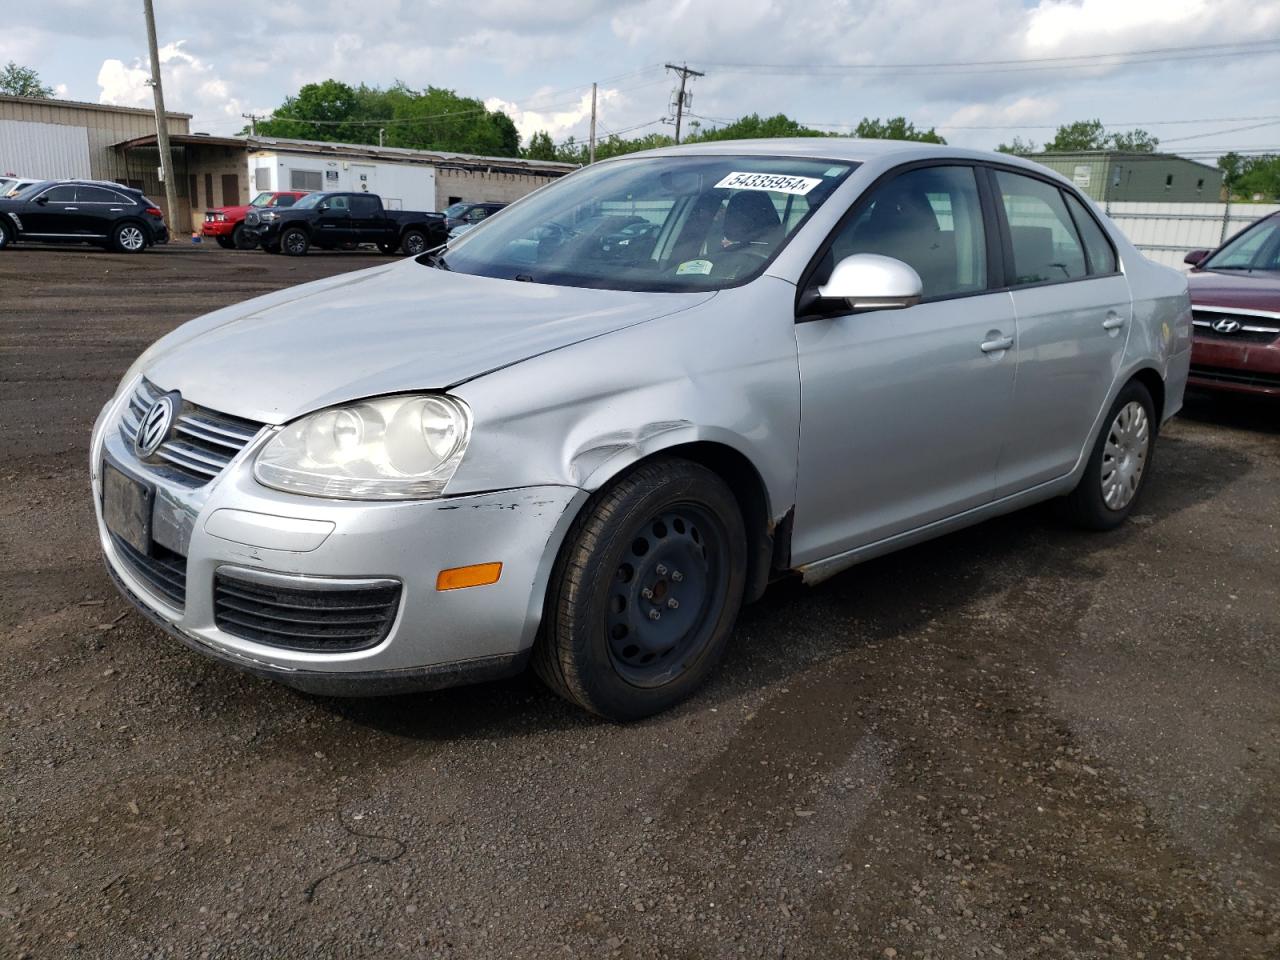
left=1121, top=247, right=1192, bottom=422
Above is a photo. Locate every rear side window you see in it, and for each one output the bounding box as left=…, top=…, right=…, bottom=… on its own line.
left=1063, top=192, right=1117, bottom=275
left=825, top=164, right=988, bottom=300
left=350, top=195, right=379, bottom=217
left=77, top=186, right=129, bottom=203
left=995, top=170, right=1087, bottom=285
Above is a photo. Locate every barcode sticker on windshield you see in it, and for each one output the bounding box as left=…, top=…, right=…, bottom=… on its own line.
left=714, top=172, right=823, bottom=195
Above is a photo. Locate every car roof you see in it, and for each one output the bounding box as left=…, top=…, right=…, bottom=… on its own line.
left=616, top=137, right=1058, bottom=177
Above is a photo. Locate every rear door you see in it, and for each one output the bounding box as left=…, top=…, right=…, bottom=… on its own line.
left=989, top=168, right=1131, bottom=494
left=75, top=185, right=133, bottom=240
left=348, top=194, right=386, bottom=241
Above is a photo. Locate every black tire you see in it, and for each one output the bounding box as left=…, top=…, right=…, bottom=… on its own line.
left=377, top=241, right=398, bottom=255
left=231, top=223, right=256, bottom=250
left=534, top=457, right=747, bottom=721
left=111, top=221, right=148, bottom=254
left=215, top=235, right=235, bottom=250
left=281, top=227, right=309, bottom=256
left=1063, top=379, right=1157, bottom=530
left=400, top=229, right=428, bottom=256
left=0, top=218, right=11, bottom=250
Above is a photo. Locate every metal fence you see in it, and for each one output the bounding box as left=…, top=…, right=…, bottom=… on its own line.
left=1103, top=200, right=1280, bottom=269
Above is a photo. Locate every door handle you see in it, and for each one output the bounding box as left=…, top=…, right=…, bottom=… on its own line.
left=1102, top=314, right=1126, bottom=330
left=63, top=206, right=79, bottom=210
left=980, top=335, right=1014, bottom=353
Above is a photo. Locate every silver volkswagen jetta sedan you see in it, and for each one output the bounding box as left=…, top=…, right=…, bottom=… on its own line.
left=91, top=139, right=1191, bottom=719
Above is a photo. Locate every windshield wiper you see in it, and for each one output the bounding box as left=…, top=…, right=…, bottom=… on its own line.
left=419, top=250, right=451, bottom=270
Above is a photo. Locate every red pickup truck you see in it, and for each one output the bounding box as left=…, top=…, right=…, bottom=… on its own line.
left=202, top=191, right=309, bottom=249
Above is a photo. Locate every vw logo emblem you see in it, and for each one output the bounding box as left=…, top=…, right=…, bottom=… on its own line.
left=135, top=395, right=175, bottom=457
left=1213, top=318, right=1242, bottom=334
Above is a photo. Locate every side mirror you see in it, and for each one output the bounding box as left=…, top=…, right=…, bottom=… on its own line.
left=317, top=202, right=330, bottom=212
left=1183, top=249, right=1210, bottom=267
left=818, top=253, right=923, bottom=311
left=34, top=195, right=49, bottom=206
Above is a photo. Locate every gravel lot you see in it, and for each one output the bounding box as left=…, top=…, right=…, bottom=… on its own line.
left=2, top=244, right=1278, bottom=960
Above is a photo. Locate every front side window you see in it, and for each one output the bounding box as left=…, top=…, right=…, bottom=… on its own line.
left=326, top=195, right=350, bottom=212
left=42, top=185, right=77, bottom=202
left=464, top=207, right=489, bottom=222
left=996, top=170, right=1087, bottom=285
left=820, top=165, right=988, bottom=300
left=1204, top=217, right=1280, bottom=272
left=436, top=155, right=856, bottom=292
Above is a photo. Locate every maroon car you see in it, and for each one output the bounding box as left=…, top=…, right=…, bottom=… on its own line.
left=1183, top=212, right=1280, bottom=397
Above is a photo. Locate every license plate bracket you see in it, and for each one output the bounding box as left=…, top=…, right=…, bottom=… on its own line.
left=103, top=463, right=153, bottom=556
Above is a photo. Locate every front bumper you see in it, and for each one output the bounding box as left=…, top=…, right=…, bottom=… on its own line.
left=1189, top=336, right=1280, bottom=396
left=90, top=383, right=586, bottom=693
left=201, top=220, right=234, bottom=237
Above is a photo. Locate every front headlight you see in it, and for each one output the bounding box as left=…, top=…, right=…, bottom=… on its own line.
left=254, top=395, right=471, bottom=500
left=261, top=210, right=279, bottom=221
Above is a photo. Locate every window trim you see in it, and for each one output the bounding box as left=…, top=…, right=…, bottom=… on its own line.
left=983, top=161, right=1122, bottom=293
left=795, top=159, right=1008, bottom=321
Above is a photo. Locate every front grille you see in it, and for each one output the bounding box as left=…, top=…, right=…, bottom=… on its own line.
left=119, top=379, right=263, bottom=487
left=213, top=572, right=402, bottom=652
left=1189, top=364, right=1280, bottom=389
left=1192, top=311, right=1280, bottom=345
left=110, top=534, right=187, bottom=609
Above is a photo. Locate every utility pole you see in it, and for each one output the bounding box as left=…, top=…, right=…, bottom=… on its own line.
left=588, top=83, right=598, bottom=164
left=241, top=112, right=260, bottom=135
left=142, top=0, right=180, bottom=233
left=664, top=63, right=704, bottom=144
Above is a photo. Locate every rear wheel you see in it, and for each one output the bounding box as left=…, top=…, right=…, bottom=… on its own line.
left=534, top=458, right=747, bottom=721
left=281, top=227, right=309, bottom=256
left=215, top=235, right=235, bottom=250
left=231, top=223, right=256, bottom=250
left=400, top=229, right=428, bottom=256
left=1063, top=379, right=1156, bottom=530
left=111, top=221, right=147, bottom=254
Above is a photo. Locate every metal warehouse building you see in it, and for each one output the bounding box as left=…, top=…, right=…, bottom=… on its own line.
left=1029, top=151, right=1224, bottom=204
left=1, top=94, right=576, bottom=232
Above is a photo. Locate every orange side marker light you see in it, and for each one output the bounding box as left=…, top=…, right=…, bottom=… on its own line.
left=436, top=562, right=503, bottom=591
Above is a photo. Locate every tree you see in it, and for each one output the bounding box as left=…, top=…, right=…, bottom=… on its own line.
left=1220, top=153, right=1280, bottom=201
left=853, top=116, right=946, bottom=144
left=253, top=80, right=522, bottom=157
left=0, top=61, right=54, bottom=98
left=687, top=112, right=829, bottom=142
left=1044, top=119, right=1158, bottom=153
left=523, top=130, right=557, bottom=161
left=996, top=136, right=1038, bottom=155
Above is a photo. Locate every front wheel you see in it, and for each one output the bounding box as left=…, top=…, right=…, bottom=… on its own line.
left=1063, top=379, right=1157, bottom=530
left=111, top=222, right=147, bottom=254
left=0, top=219, right=11, bottom=250
left=215, top=235, right=235, bottom=250
left=281, top=227, right=309, bottom=256
left=400, top=229, right=428, bottom=256
left=377, top=241, right=398, bottom=255
left=534, top=458, right=747, bottom=721
left=231, top=223, right=256, bottom=250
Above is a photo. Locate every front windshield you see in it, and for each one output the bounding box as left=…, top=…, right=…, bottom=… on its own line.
left=1204, top=216, right=1280, bottom=272
left=250, top=192, right=274, bottom=207
left=433, top=155, right=856, bottom=292
left=443, top=202, right=469, bottom=219
left=292, top=192, right=329, bottom=210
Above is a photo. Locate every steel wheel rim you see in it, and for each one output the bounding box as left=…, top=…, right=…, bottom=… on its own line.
left=120, top=226, right=144, bottom=251
left=285, top=231, right=306, bottom=254
left=1100, top=400, right=1149, bottom=511
left=404, top=233, right=425, bottom=255
left=605, top=503, right=728, bottom=689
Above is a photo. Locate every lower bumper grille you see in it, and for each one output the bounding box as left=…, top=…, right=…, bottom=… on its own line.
left=1189, top=364, right=1280, bottom=389
left=213, top=572, right=401, bottom=652
left=110, top=534, right=187, bottom=609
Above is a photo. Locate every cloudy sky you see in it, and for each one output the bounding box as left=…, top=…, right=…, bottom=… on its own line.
left=3, top=0, right=1279, bottom=159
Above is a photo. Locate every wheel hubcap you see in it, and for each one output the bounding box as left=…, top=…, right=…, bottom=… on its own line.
left=121, top=226, right=143, bottom=250
left=606, top=506, right=724, bottom=688
left=406, top=235, right=424, bottom=254
left=1100, top=401, right=1149, bottom=510
left=286, top=233, right=305, bottom=253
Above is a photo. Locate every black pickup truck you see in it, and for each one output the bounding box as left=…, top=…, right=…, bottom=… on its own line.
left=244, top=191, right=448, bottom=256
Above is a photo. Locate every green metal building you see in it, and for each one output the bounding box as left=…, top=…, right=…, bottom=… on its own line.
left=1027, top=151, right=1223, bottom=204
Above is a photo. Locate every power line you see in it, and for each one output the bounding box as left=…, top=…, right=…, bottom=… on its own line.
left=700, top=38, right=1280, bottom=76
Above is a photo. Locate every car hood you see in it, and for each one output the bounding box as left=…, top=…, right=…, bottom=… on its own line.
left=1188, top=270, right=1280, bottom=312
left=142, top=258, right=716, bottom=424
left=210, top=205, right=250, bottom=218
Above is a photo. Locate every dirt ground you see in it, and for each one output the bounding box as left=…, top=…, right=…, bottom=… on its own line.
left=2, top=243, right=1278, bottom=960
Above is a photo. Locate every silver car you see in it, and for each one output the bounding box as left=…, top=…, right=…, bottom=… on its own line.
left=90, top=140, right=1192, bottom=719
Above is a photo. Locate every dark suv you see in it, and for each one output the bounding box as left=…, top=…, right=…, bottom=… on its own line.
left=0, top=180, right=169, bottom=253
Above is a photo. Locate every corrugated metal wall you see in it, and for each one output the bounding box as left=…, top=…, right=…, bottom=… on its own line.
left=1104, top=201, right=1280, bottom=268
left=0, top=119, right=91, bottom=178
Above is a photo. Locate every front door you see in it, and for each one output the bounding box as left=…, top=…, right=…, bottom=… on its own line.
left=792, top=164, right=1017, bottom=564
left=989, top=170, right=1132, bottom=493
left=22, top=183, right=80, bottom=236
left=316, top=194, right=353, bottom=243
